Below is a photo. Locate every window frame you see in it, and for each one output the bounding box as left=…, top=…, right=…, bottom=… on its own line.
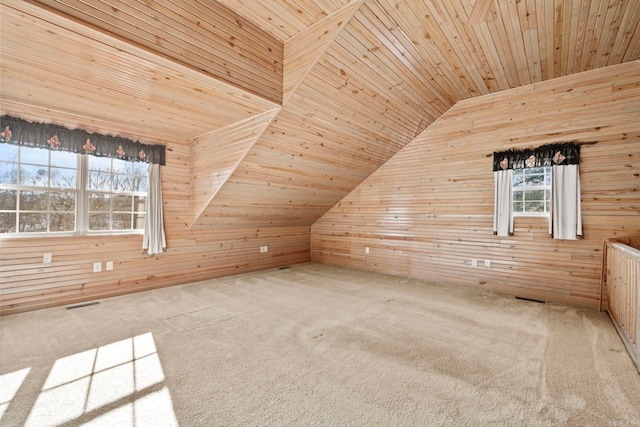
left=511, top=166, right=552, bottom=218
left=0, top=145, right=147, bottom=238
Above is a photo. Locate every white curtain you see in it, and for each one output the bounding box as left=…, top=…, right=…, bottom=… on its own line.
left=551, top=164, right=582, bottom=240
left=143, top=163, right=166, bottom=254
left=493, top=169, right=513, bottom=236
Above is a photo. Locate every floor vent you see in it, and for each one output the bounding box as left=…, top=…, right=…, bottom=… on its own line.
left=66, top=301, right=100, bottom=310
left=515, top=296, right=545, bottom=304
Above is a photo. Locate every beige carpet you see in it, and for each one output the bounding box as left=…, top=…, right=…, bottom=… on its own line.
left=1, top=262, right=639, bottom=426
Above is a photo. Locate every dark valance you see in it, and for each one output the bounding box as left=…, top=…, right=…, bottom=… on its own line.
left=0, top=115, right=165, bottom=165
left=493, top=142, right=579, bottom=171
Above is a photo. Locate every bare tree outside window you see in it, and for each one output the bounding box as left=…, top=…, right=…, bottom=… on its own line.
left=0, top=144, right=147, bottom=236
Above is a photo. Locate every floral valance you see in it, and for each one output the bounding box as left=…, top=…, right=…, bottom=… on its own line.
left=493, top=142, right=579, bottom=171
left=0, top=115, right=165, bottom=165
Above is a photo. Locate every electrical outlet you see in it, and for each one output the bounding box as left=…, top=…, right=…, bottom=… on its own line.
left=93, top=262, right=101, bottom=273
left=43, top=253, right=52, bottom=264
left=484, top=259, right=491, bottom=268
left=106, top=261, right=113, bottom=271
left=471, top=259, right=477, bottom=267
left=365, top=246, right=370, bottom=254
left=263, top=245, right=268, bottom=253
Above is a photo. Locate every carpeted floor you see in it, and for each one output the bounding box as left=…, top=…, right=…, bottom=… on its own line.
left=1, top=262, right=639, bottom=426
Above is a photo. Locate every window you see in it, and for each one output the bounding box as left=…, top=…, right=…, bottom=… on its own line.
left=512, top=166, right=551, bottom=216
left=87, top=156, right=147, bottom=232
left=0, top=144, right=147, bottom=236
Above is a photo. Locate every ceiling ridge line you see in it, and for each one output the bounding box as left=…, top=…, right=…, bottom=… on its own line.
left=282, top=0, right=365, bottom=106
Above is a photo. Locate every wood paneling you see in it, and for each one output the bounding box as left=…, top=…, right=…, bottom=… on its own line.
left=1, top=0, right=639, bottom=314
left=283, top=1, right=362, bottom=103
left=0, top=1, right=277, bottom=142
left=191, top=108, right=280, bottom=223
left=30, top=0, right=284, bottom=104
left=217, top=0, right=354, bottom=41
left=311, top=62, right=640, bottom=309
left=603, top=240, right=640, bottom=372
left=0, top=132, right=311, bottom=315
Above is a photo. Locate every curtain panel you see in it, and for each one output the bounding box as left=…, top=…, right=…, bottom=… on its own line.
left=492, top=142, right=582, bottom=240
left=493, top=169, right=514, bottom=236
left=1, top=115, right=165, bottom=165
left=143, top=163, right=167, bottom=254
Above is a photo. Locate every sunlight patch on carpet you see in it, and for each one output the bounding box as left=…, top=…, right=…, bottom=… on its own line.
left=24, top=333, right=177, bottom=426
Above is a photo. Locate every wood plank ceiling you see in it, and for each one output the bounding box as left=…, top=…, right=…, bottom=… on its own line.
left=1, top=0, right=639, bottom=228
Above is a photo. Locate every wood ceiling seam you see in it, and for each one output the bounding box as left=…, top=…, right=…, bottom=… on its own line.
left=444, top=0, right=504, bottom=93
left=190, top=107, right=281, bottom=228
left=430, top=0, right=494, bottom=95
left=282, top=0, right=363, bottom=104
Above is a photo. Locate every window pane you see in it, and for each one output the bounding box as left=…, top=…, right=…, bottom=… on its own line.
left=50, top=192, right=76, bottom=212
left=89, top=193, right=110, bottom=211
left=524, top=189, right=545, bottom=201
left=89, top=213, right=110, bottom=230
left=545, top=172, right=552, bottom=186
left=513, top=191, right=523, bottom=202
left=20, top=146, right=48, bottom=165
left=545, top=189, right=551, bottom=199
left=112, top=195, right=132, bottom=212
left=0, top=144, right=18, bottom=161
left=20, top=165, right=49, bottom=186
left=512, top=172, right=525, bottom=188
left=0, top=212, right=16, bottom=233
left=50, top=151, right=77, bottom=168
left=0, top=189, right=17, bottom=210
left=0, top=161, right=18, bottom=184
left=134, top=213, right=145, bottom=229
left=525, top=201, right=545, bottom=212
left=112, top=213, right=132, bottom=230
left=112, top=158, right=132, bottom=174
left=88, top=171, right=111, bottom=190
left=112, top=173, right=131, bottom=191
left=133, top=175, right=148, bottom=192
left=20, top=212, right=48, bottom=232
left=50, top=167, right=76, bottom=188
left=50, top=213, right=75, bottom=232
left=132, top=162, right=147, bottom=175
left=20, top=191, right=48, bottom=211
left=88, top=156, right=111, bottom=172
left=545, top=201, right=550, bottom=212
left=524, top=174, right=545, bottom=186
left=525, top=167, right=545, bottom=175
left=513, top=202, right=523, bottom=213
left=134, top=196, right=146, bottom=212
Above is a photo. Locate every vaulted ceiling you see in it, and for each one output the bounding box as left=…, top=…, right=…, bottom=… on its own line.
left=1, top=0, right=639, bottom=229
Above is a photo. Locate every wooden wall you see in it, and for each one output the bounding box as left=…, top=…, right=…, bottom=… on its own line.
left=311, top=61, right=640, bottom=309
left=31, top=0, right=284, bottom=104
left=0, top=137, right=310, bottom=315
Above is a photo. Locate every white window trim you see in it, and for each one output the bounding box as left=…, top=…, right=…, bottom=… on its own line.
left=0, top=149, right=146, bottom=238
